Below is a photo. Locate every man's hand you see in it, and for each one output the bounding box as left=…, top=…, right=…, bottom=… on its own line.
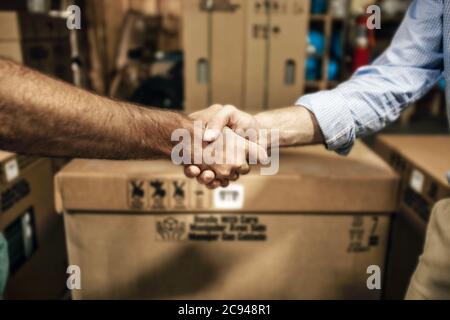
left=184, top=104, right=325, bottom=187
left=184, top=127, right=268, bottom=189
left=190, top=104, right=262, bottom=142
left=185, top=105, right=264, bottom=187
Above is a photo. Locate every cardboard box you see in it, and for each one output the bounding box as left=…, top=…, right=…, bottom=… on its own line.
left=183, top=0, right=309, bottom=113
left=374, top=135, right=450, bottom=230
left=18, top=13, right=68, bottom=41
left=244, top=0, right=310, bottom=111
left=373, top=134, right=450, bottom=299
left=56, top=142, right=399, bottom=300
left=0, top=158, right=67, bottom=300
left=22, top=39, right=73, bottom=83
left=0, top=151, right=38, bottom=185
left=0, top=41, right=23, bottom=63
left=183, top=0, right=245, bottom=112
left=0, top=12, right=21, bottom=41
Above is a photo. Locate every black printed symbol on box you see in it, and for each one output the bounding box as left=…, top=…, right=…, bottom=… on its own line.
left=172, top=181, right=187, bottom=209
left=194, top=189, right=205, bottom=209
left=149, top=180, right=167, bottom=210
left=128, top=180, right=146, bottom=210
left=368, top=217, right=379, bottom=247
left=347, top=216, right=369, bottom=253
left=220, top=190, right=239, bottom=202
left=156, top=217, right=186, bottom=241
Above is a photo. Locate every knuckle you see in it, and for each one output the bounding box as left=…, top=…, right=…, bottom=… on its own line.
left=217, top=168, right=231, bottom=177
left=224, top=104, right=236, bottom=112
left=231, top=162, right=243, bottom=169
left=210, top=104, right=223, bottom=110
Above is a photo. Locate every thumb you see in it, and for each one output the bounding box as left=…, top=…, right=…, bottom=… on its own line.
left=203, top=105, right=237, bottom=142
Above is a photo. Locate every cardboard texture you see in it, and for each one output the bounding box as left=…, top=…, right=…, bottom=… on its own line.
left=183, top=0, right=210, bottom=111
left=57, top=142, right=398, bottom=300
left=0, top=159, right=67, bottom=299
left=373, top=134, right=450, bottom=300
left=267, top=0, right=309, bottom=109
left=183, top=0, right=309, bottom=113
left=0, top=12, right=21, bottom=41
left=0, top=40, right=23, bottom=63
left=0, top=151, right=37, bottom=185
left=374, top=135, right=450, bottom=229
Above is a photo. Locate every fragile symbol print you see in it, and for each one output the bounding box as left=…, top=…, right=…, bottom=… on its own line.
left=129, top=180, right=146, bottom=210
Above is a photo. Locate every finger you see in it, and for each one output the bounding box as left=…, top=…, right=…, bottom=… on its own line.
left=204, top=105, right=238, bottom=142
left=247, top=140, right=269, bottom=165
left=189, top=104, right=223, bottom=121
left=228, top=171, right=239, bottom=182
left=220, top=179, right=230, bottom=188
left=184, top=165, right=201, bottom=178
left=197, top=170, right=216, bottom=185
left=206, top=179, right=222, bottom=190
left=238, top=163, right=251, bottom=175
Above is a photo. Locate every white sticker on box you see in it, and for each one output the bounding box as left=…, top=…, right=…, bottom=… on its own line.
left=410, top=169, right=425, bottom=194
left=4, top=159, right=19, bottom=182
left=214, top=185, right=244, bottom=210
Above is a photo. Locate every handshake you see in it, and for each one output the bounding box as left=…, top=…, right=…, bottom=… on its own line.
left=171, top=104, right=279, bottom=189
left=170, top=104, right=324, bottom=189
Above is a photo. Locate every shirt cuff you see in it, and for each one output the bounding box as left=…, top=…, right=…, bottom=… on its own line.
left=296, top=90, right=356, bottom=155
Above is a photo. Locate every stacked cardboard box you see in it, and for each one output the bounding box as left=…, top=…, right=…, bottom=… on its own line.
left=56, top=142, right=399, bottom=299
left=374, top=135, right=450, bottom=299
left=0, top=11, right=74, bottom=83
left=0, top=12, right=23, bottom=63
left=18, top=12, right=74, bottom=83
left=0, top=152, right=67, bottom=299
left=183, top=0, right=310, bottom=113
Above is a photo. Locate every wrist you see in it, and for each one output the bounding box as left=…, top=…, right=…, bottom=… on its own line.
left=254, top=106, right=324, bottom=147
left=134, top=108, right=192, bottom=159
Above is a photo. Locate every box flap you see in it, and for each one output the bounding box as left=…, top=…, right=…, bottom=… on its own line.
left=376, top=135, right=450, bottom=188
left=0, top=151, right=15, bottom=164
left=55, top=142, right=399, bottom=213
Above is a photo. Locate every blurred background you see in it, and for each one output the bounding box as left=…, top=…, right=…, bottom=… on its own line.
left=0, top=0, right=448, bottom=300
left=0, top=0, right=447, bottom=134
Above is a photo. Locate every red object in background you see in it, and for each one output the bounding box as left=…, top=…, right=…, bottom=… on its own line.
left=353, top=14, right=376, bottom=71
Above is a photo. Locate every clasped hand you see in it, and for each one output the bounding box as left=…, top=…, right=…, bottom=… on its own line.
left=183, top=104, right=267, bottom=189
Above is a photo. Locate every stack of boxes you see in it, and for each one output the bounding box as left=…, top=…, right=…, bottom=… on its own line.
left=0, top=152, right=67, bottom=299
left=374, top=135, right=450, bottom=299
left=0, top=10, right=74, bottom=83
left=0, top=11, right=69, bottom=299
left=19, top=12, right=74, bottom=83
left=183, top=0, right=310, bottom=113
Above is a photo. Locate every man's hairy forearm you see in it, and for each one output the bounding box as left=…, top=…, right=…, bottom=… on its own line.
left=0, top=59, right=191, bottom=160
left=254, top=106, right=324, bottom=147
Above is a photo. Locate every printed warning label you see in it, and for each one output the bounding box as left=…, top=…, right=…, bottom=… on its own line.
left=169, top=180, right=189, bottom=210
left=214, top=185, right=244, bottom=210
left=192, top=186, right=211, bottom=210
left=155, top=215, right=267, bottom=242
left=347, top=216, right=379, bottom=253
left=149, top=179, right=169, bottom=210
left=128, top=180, right=147, bottom=210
